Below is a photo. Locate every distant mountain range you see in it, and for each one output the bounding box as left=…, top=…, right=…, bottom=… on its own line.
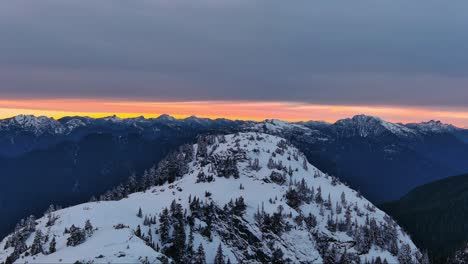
left=252, top=115, right=468, bottom=202
left=0, top=114, right=467, bottom=240
left=0, top=114, right=243, bottom=157
left=381, top=173, right=468, bottom=263
left=0, top=132, right=424, bottom=264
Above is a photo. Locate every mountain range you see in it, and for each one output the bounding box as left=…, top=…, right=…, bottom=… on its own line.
left=0, top=132, right=425, bottom=264
left=0, top=114, right=467, bottom=243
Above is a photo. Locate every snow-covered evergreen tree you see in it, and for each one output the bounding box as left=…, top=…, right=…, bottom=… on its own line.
left=214, top=243, right=225, bottom=264
left=30, top=230, right=44, bottom=255
left=48, top=236, right=56, bottom=254
left=158, top=208, right=170, bottom=243
left=66, top=225, right=85, bottom=247
left=194, top=243, right=207, bottom=264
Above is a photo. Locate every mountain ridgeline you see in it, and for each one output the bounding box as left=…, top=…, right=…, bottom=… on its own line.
left=0, top=114, right=467, bottom=241
left=0, top=133, right=425, bottom=264
left=0, top=115, right=243, bottom=238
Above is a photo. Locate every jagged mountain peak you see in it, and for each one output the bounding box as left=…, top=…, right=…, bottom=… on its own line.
left=100, top=115, right=123, bottom=122
left=0, top=132, right=422, bottom=264
left=253, top=119, right=312, bottom=133
left=406, top=120, right=459, bottom=134
left=155, top=114, right=176, bottom=122
left=333, top=114, right=415, bottom=138
left=0, top=115, right=65, bottom=135
left=183, top=115, right=213, bottom=125
left=10, top=115, right=55, bottom=126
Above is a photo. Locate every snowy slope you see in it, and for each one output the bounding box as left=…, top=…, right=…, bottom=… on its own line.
left=0, top=132, right=423, bottom=264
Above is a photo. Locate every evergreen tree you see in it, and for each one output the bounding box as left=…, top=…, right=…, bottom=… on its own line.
left=315, top=187, right=323, bottom=204
left=185, top=228, right=195, bottom=263
left=302, top=158, right=308, bottom=171
left=135, top=225, right=142, bottom=237
left=285, top=188, right=301, bottom=209
left=304, top=213, right=317, bottom=230
left=127, top=173, right=138, bottom=193
left=148, top=165, right=157, bottom=186
left=84, top=219, right=94, bottom=235
left=214, top=243, right=225, bottom=264
left=172, top=216, right=186, bottom=262
left=267, top=157, right=276, bottom=170
left=345, top=207, right=352, bottom=230
left=354, top=225, right=371, bottom=253
left=397, top=243, right=412, bottom=264
left=137, top=207, right=143, bottom=218
left=67, top=225, right=86, bottom=247
left=341, top=191, right=347, bottom=206
left=30, top=230, right=44, bottom=255
left=194, top=243, right=207, bottom=264
left=25, top=215, right=36, bottom=232
left=233, top=197, right=247, bottom=216
left=270, top=205, right=285, bottom=235
left=49, top=236, right=56, bottom=254
left=141, top=170, right=150, bottom=190
left=159, top=208, right=170, bottom=243
left=335, top=202, right=342, bottom=215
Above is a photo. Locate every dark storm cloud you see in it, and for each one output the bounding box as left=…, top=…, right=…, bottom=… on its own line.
left=1, top=0, right=468, bottom=106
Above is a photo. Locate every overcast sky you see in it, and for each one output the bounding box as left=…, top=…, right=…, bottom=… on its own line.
left=1, top=0, right=468, bottom=107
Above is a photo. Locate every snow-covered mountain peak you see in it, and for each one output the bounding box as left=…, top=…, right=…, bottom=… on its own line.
left=100, top=115, right=123, bottom=123
left=183, top=115, right=214, bottom=126
left=156, top=114, right=177, bottom=122
left=0, top=132, right=423, bottom=264
left=63, top=118, right=87, bottom=131
left=0, top=115, right=65, bottom=135
left=333, top=115, right=415, bottom=138
left=252, top=119, right=312, bottom=134
left=406, top=120, right=458, bottom=134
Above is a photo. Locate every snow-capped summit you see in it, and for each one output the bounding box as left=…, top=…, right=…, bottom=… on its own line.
left=252, top=119, right=312, bottom=134
left=0, top=132, right=423, bottom=264
left=332, top=115, right=415, bottom=138
left=0, top=115, right=65, bottom=135
left=183, top=115, right=214, bottom=126
left=406, top=120, right=459, bottom=134
left=155, top=114, right=177, bottom=122
left=100, top=115, right=123, bottom=123
left=62, top=118, right=87, bottom=131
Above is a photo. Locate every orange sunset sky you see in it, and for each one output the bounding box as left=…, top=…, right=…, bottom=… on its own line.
left=1, top=99, right=468, bottom=128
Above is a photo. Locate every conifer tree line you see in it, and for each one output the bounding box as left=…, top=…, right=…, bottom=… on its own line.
left=3, top=211, right=96, bottom=264
left=96, top=134, right=248, bottom=202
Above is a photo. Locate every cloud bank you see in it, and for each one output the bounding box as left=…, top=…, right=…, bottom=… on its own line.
left=1, top=0, right=468, bottom=107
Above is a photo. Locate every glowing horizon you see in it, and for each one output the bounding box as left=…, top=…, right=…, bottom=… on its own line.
left=0, top=99, right=468, bottom=128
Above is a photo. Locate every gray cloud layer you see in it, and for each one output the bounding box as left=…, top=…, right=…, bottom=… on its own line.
left=1, top=0, right=468, bottom=106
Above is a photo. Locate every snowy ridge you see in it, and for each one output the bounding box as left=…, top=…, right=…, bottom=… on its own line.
left=332, top=115, right=416, bottom=138
left=258, top=119, right=310, bottom=133
left=0, top=115, right=65, bottom=135
left=0, top=132, right=423, bottom=264
left=0, top=114, right=463, bottom=139
left=405, top=120, right=459, bottom=134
